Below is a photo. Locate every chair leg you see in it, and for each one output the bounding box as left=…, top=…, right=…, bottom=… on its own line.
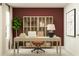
left=39, top=48, right=45, bottom=52
left=36, top=50, right=39, bottom=54
left=31, top=48, right=36, bottom=52
left=40, top=48, right=45, bottom=52
left=31, top=48, right=45, bottom=53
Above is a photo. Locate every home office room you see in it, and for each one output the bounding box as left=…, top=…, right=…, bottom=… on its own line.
left=0, top=3, right=79, bottom=56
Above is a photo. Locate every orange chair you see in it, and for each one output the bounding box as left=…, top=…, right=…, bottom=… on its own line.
left=31, top=31, right=45, bottom=53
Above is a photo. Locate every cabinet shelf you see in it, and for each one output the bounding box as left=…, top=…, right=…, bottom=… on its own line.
left=23, top=16, right=53, bottom=36
left=24, top=26, right=37, bottom=27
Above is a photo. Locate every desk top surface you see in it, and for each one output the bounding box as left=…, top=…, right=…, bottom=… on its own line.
left=14, top=36, right=61, bottom=41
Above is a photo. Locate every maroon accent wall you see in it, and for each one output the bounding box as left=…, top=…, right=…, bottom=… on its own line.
left=13, top=8, right=64, bottom=45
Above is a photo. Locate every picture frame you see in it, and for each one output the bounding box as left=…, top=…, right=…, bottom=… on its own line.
left=66, top=9, right=76, bottom=37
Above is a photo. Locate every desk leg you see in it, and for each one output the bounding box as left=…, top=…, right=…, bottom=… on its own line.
left=56, top=41, right=58, bottom=55
left=23, top=41, right=25, bottom=47
left=14, top=41, right=15, bottom=55
left=52, top=41, right=53, bottom=48
left=17, top=41, right=19, bottom=54
left=59, top=40, right=61, bottom=55
left=44, top=41, right=46, bottom=47
left=30, top=41, right=32, bottom=47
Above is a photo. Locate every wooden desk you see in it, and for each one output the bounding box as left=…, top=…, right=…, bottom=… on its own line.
left=14, top=36, right=61, bottom=55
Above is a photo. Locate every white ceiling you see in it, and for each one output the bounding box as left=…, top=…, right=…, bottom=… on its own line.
left=8, top=3, right=67, bottom=8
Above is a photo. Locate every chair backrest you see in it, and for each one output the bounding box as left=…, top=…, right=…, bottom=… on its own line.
left=32, top=31, right=44, bottom=45
left=37, top=31, right=44, bottom=37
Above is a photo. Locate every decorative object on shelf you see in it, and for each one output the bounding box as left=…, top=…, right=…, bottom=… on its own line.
left=47, top=24, right=56, bottom=37
left=66, top=9, right=76, bottom=37
left=39, top=21, right=45, bottom=27
left=12, top=16, right=22, bottom=36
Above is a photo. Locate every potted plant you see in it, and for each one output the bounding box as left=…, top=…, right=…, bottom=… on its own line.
left=12, top=17, right=21, bottom=36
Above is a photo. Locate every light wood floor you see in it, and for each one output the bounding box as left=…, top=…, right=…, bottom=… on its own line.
left=5, top=48, right=73, bottom=56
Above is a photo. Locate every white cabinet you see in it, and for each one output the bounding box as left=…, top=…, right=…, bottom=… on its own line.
left=23, top=16, right=53, bottom=36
